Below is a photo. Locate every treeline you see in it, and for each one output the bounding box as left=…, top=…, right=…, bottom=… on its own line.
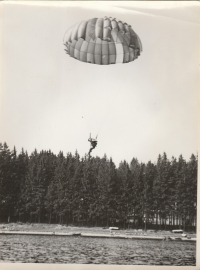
left=0, top=142, right=197, bottom=230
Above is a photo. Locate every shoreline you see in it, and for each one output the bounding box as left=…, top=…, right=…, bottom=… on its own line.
left=0, top=223, right=196, bottom=242
left=0, top=230, right=196, bottom=242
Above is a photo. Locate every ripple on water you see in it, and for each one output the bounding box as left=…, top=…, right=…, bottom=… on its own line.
left=0, top=235, right=196, bottom=265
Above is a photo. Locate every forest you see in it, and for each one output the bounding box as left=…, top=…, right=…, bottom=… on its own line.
left=0, top=142, right=197, bottom=230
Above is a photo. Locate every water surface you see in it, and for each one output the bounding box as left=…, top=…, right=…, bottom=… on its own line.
left=0, top=235, right=196, bottom=265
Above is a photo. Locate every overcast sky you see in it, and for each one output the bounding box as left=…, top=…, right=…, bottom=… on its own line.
left=1, top=2, right=199, bottom=166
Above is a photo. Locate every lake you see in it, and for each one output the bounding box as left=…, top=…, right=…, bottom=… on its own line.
left=0, top=235, right=196, bottom=265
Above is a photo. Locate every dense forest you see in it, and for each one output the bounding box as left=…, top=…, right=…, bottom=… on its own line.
left=0, top=142, right=197, bottom=230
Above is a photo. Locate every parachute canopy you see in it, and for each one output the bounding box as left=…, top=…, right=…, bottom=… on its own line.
left=63, top=16, right=142, bottom=65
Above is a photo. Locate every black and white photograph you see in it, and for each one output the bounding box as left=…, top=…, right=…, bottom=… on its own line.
left=0, top=1, right=199, bottom=269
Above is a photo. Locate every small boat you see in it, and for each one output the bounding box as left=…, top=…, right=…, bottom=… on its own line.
left=172, top=229, right=183, bottom=233
left=72, top=232, right=81, bottom=236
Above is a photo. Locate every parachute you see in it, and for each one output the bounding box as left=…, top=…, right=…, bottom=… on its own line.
left=63, top=16, right=142, bottom=65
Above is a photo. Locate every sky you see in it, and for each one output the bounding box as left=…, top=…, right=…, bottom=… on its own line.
left=1, top=1, right=199, bottom=166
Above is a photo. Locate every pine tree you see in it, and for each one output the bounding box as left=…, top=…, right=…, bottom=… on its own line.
left=143, top=161, right=156, bottom=230
left=130, top=158, right=144, bottom=228
left=15, top=148, right=29, bottom=221
left=117, top=160, right=133, bottom=228
left=185, top=154, right=197, bottom=228
left=175, top=155, right=187, bottom=229
left=152, top=153, right=170, bottom=228
left=0, top=143, right=20, bottom=222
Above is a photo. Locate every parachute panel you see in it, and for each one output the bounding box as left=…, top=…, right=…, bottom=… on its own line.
left=103, top=28, right=111, bottom=41
left=116, top=32, right=124, bottom=44
left=115, top=43, right=123, bottom=63
left=69, top=45, right=74, bottom=57
left=80, top=51, right=87, bottom=62
left=80, top=40, right=89, bottom=53
left=124, top=24, right=130, bottom=33
left=104, top=17, right=112, bottom=29
left=102, top=54, right=109, bottom=65
left=63, top=25, right=73, bottom=44
left=75, top=38, right=84, bottom=51
left=118, top=21, right=125, bottom=32
left=88, top=41, right=95, bottom=54
left=74, top=49, right=80, bottom=60
left=77, top=21, right=88, bottom=39
left=95, top=18, right=104, bottom=39
left=94, top=54, right=102, bottom=65
left=111, top=29, right=118, bottom=43
left=94, top=43, right=102, bottom=56
left=111, top=20, right=118, bottom=30
left=85, top=18, right=97, bottom=40
left=109, top=54, right=116, bottom=64
left=129, top=47, right=135, bottom=62
left=87, top=53, right=95, bottom=64
left=102, top=41, right=109, bottom=55
left=70, top=22, right=81, bottom=41
left=123, top=45, right=129, bottom=63
left=108, top=43, right=116, bottom=55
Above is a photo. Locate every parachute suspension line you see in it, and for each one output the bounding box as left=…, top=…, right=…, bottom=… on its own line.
left=96, top=38, right=131, bottom=136
left=77, top=84, right=90, bottom=135
left=95, top=76, right=125, bottom=137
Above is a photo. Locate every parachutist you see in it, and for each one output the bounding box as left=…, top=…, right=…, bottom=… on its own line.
left=88, top=134, right=98, bottom=157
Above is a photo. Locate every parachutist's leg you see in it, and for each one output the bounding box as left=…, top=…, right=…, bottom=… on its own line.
left=88, top=147, right=92, bottom=156
left=88, top=146, right=94, bottom=156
